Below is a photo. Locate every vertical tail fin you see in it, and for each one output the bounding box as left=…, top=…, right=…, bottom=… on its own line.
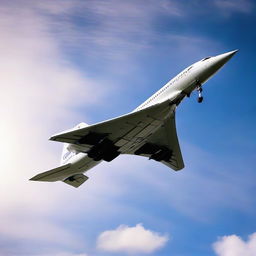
left=60, top=122, right=89, bottom=165
left=61, top=143, right=70, bottom=165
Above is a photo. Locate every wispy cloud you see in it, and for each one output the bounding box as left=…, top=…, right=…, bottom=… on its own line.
left=97, top=223, right=169, bottom=254
left=0, top=1, right=107, bottom=254
left=0, top=1, right=247, bottom=255
left=0, top=217, right=83, bottom=249
left=34, top=253, right=88, bottom=256
left=0, top=1, right=183, bottom=253
left=32, top=0, right=186, bottom=62
left=213, top=233, right=256, bottom=256
left=105, top=143, right=255, bottom=222
left=214, top=0, right=254, bottom=14
left=167, top=148, right=252, bottom=219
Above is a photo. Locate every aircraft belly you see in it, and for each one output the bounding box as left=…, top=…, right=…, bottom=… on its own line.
left=181, top=79, right=197, bottom=94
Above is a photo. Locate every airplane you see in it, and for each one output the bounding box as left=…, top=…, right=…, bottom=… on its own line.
left=30, top=50, right=238, bottom=188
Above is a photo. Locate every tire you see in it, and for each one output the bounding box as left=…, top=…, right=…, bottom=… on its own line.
left=198, top=96, right=203, bottom=103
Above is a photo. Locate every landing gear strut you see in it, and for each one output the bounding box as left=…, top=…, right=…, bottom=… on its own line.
left=196, top=83, right=203, bottom=103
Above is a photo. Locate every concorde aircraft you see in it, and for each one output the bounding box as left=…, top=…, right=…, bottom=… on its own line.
left=30, top=50, right=238, bottom=187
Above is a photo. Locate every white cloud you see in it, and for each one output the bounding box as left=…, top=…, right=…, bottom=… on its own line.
left=97, top=223, right=169, bottom=254
left=213, top=233, right=256, bottom=256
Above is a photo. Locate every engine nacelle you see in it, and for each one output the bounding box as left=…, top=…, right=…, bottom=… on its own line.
left=135, top=143, right=172, bottom=162
left=87, top=137, right=120, bottom=162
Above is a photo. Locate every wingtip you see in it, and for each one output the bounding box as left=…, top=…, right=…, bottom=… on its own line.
left=29, top=173, right=47, bottom=181
left=49, top=133, right=60, bottom=141
left=49, top=136, right=56, bottom=141
left=29, top=175, right=39, bottom=181
left=49, top=131, right=65, bottom=141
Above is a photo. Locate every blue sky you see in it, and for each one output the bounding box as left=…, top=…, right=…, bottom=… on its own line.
left=0, top=0, right=256, bottom=255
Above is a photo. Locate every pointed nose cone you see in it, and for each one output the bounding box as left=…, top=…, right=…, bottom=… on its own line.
left=198, top=50, right=238, bottom=84
left=214, top=49, right=238, bottom=67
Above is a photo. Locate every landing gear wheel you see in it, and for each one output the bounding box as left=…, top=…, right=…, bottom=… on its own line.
left=196, top=83, right=203, bottom=103
left=197, top=96, right=203, bottom=103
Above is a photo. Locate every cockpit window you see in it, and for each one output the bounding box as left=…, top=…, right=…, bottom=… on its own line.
left=202, top=57, right=211, bottom=61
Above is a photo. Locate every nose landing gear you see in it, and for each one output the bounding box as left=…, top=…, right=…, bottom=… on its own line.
left=196, top=83, right=203, bottom=103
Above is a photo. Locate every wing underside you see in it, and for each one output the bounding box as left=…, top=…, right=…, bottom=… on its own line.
left=30, top=155, right=97, bottom=187
left=132, top=111, right=184, bottom=170
left=50, top=100, right=184, bottom=171
left=31, top=99, right=184, bottom=188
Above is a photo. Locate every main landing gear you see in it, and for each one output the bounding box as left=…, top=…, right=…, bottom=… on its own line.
left=196, top=83, right=203, bottom=103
